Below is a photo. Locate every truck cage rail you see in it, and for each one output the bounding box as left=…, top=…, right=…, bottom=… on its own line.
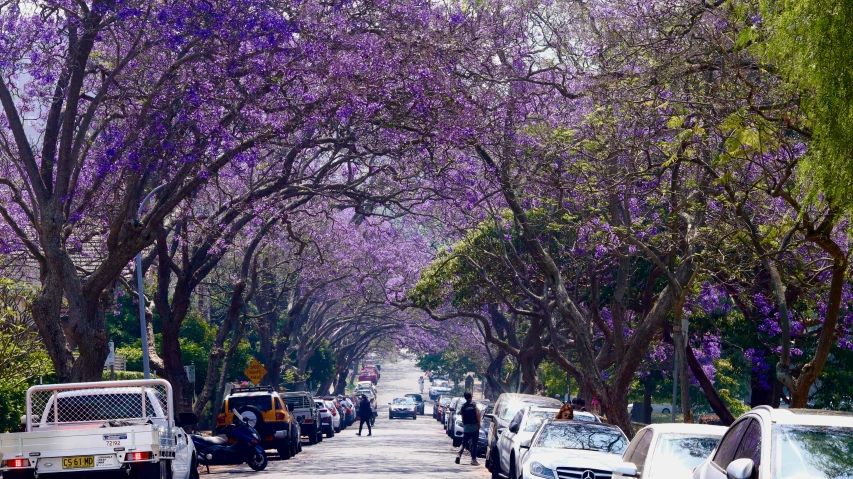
left=26, top=379, right=174, bottom=430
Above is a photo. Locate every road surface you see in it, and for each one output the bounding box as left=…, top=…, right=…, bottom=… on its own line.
left=204, top=358, right=490, bottom=478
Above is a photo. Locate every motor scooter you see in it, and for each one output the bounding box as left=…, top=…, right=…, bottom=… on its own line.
left=190, top=410, right=267, bottom=473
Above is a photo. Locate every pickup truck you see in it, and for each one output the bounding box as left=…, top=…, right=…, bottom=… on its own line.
left=0, top=379, right=198, bottom=479
left=279, top=392, right=323, bottom=446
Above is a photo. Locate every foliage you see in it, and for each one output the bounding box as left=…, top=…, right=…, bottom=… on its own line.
left=306, top=340, right=337, bottom=386
left=761, top=0, right=853, bottom=204
left=0, top=380, right=28, bottom=433
left=0, top=279, right=52, bottom=387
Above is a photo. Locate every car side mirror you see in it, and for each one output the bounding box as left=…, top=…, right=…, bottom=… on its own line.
left=612, top=462, right=639, bottom=477
left=519, top=439, right=531, bottom=449
left=726, top=458, right=755, bottom=479
left=484, top=413, right=494, bottom=420
left=509, top=423, right=520, bottom=434
left=287, top=404, right=295, bottom=412
left=177, top=412, right=198, bottom=427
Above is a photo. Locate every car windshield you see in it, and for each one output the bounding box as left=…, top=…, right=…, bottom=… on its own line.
left=648, top=434, right=720, bottom=478
left=533, top=422, right=627, bottom=454
left=393, top=398, right=415, bottom=405
left=774, top=425, right=853, bottom=479
left=228, top=395, right=273, bottom=412
left=406, top=395, right=422, bottom=401
left=573, top=411, right=598, bottom=422
left=525, top=410, right=559, bottom=432
left=435, top=381, right=450, bottom=388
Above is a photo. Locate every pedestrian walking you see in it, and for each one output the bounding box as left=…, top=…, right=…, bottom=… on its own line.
left=464, top=374, right=474, bottom=393
left=418, top=376, right=425, bottom=393
left=356, top=394, right=373, bottom=436
left=454, top=392, right=481, bottom=466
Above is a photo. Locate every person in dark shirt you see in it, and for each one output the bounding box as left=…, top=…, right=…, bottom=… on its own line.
left=454, top=392, right=481, bottom=466
left=356, top=395, right=372, bottom=436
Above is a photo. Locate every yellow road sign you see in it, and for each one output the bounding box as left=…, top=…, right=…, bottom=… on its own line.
left=244, top=359, right=267, bottom=384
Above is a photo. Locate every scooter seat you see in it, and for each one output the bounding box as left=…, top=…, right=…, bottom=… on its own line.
left=193, top=435, right=228, bottom=448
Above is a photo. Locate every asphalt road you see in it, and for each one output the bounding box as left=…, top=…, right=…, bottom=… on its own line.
left=204, top=358, right=490, bottom=478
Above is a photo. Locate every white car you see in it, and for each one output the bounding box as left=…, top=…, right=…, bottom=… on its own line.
left=315, top=400, right=337, bottom=438
left=388, top=397, right=418, bottom=420
left=612, top=423, right=726, bottom=479
left=430, top=380, right=452, bottom=400
left=518, top=419, right=628, bottom=479
left=628, top=403, right=676, bottom=415
left=496, top=405, right=561, bottom=478
left=692, top=406, right=853, bottom=479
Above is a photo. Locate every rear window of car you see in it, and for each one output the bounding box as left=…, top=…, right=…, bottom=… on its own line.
left=282, top=395, right=312, bottom=409
left=227, top=395, right=273, bottom=412
left=406, top=394, right=423, bottom=401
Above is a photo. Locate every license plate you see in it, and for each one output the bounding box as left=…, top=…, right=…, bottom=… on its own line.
left=62, top=456, right=95, bottom=469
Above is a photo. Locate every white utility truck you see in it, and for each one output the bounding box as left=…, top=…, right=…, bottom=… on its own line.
left=0, top=379, right=198, bottom=479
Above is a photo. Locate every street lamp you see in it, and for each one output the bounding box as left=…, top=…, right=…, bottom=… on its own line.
left=136, top=184, right=166, bottom=379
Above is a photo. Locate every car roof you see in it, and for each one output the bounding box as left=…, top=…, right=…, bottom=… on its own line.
left=527, top=406, right=561, bottom=413
left=640, top=423, right=728, bottom=436
left=754, top=406, right=853, bottom=426
left=496, top=393, right=563, bottom=407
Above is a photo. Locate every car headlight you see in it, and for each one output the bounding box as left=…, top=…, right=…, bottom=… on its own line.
left=529, top=461, right=556, bottom=479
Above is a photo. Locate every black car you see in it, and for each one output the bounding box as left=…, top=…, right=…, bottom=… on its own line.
left=477, top=404, right=494, bottom=457
left=405, top=393, right=425, bottom=415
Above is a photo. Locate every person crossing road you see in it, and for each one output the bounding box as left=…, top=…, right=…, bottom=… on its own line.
left=418, top=376, right=425, bottom=393
left=356, top=394, right=373, bottom=436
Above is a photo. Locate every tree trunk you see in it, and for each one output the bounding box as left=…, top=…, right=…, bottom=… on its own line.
left=31, top=268, right=73, bottom=382
left=684, top=342, right=735, bottom=425
left=193, top=281, right=246, bottom=417
left=672, top=323, right=693, bottom=423
left=602, top=392, right=633, bottom=438
left=315, top=379, right=334, bottom=397
left=334, top=370, right=349, bottom=395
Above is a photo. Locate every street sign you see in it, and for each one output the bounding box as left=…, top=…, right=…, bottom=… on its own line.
left=105, top=341, right=115, bottom=366
left=244, top=359, right=267, bottom=384
left=185, top=364, right=196, bottom=383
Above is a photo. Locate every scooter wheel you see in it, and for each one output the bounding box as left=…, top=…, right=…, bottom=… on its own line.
left=247, top=451, right=268, bottom=471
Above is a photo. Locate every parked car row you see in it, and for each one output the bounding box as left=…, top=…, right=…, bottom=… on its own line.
left=358, top=364, right=381, bottom=385
left=434, top=390, right=853, bottom=479
left=214, top=386, right=358, bottom=471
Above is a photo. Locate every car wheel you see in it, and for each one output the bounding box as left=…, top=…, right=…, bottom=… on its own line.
left=510, top=456, right=517, bottom=479
left=326, top=428, right=334, bottom=438
left=661, top=408, right=671, bottom=414
left=308, top=427, right=319, bottom=445
left=335, top=425, right=341, bottom=433
left=318, top=431, right=324, bottom=442
left=278, top=440, right=292, bottom=460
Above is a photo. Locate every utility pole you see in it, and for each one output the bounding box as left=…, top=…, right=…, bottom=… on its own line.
left=136, top=185, right=165, bottom=379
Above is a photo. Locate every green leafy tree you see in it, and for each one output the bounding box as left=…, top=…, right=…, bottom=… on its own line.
left=761, top=0, right=853, bottom=203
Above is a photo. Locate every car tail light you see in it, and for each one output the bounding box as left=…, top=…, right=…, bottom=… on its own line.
left=319, top=408, right=328, bottom=413
left=304, top=418, right=313, bottom=423
left=276, top=412, right=285, bottom=420
left=265, top=436, right=274, bottom=441
left=127, top=452, right=152, bottom=462
left=5, top=459, right=30, bottom=468
left=216, top=414, right=226, bottom=425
